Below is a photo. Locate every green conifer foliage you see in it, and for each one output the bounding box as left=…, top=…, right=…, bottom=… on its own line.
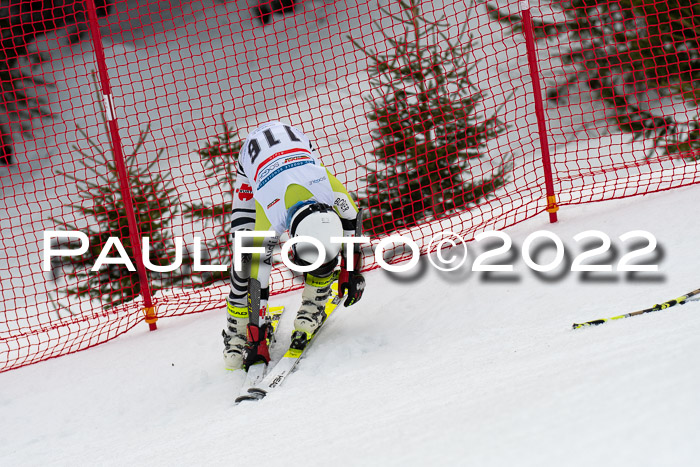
left=489, top=0, right=700, bottom=159
left=353, top=0, right=509, bottom=236
left=183, top=116, right=242, bottom=284
left=51, top=81, right=186, bottom=311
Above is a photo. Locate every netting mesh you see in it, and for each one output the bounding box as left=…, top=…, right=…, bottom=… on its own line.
left=1, top=0, right=699, bottom=371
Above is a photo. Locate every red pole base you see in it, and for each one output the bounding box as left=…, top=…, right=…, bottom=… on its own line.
left=144, top=306, right=158, bottom=331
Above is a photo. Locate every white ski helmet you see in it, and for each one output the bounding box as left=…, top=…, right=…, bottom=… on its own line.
left=287, top=201, right=343, bottom=266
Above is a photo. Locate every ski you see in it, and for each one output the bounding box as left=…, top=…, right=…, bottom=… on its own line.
left=235, top=287, right=342, bottom=404
left=573, top=287, right=700, bottom=329
left=235, top=305, right=285, bottom=398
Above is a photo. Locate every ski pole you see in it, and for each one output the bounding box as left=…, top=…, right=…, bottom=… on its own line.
left=573, top=288, right=700, bottom=329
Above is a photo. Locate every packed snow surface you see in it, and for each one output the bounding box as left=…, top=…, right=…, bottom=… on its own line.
left=2, top=183, right=699, bottom=466
left=2, top=1, right=700, bottom=464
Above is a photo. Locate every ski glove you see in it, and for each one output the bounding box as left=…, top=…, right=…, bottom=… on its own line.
left=338, top=269, right=365, bottom=307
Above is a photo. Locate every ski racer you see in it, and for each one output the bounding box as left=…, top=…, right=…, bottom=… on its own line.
left=222, top=121, right=365, bottom=370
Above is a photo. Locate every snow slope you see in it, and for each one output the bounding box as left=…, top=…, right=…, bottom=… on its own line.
left=0, top=0, right=379, bottom=319
left=5, top=0, right=697, bottom=325
left=1, top=183, right=699, bottom=466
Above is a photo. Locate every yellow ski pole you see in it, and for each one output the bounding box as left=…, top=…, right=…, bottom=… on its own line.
left=573, top=288, right=700, bottom=329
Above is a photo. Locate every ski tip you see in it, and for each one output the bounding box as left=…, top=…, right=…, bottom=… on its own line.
left=234, top=388, right=268, bottom=405
left=235, top=393, right=265, bottom=405
left=573, top=319, right=606, bottom=329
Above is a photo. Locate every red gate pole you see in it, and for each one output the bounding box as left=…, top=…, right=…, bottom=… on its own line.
left=84, top=0, right=158, bottom=330
left=521, top=1, right=559, bottom=223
